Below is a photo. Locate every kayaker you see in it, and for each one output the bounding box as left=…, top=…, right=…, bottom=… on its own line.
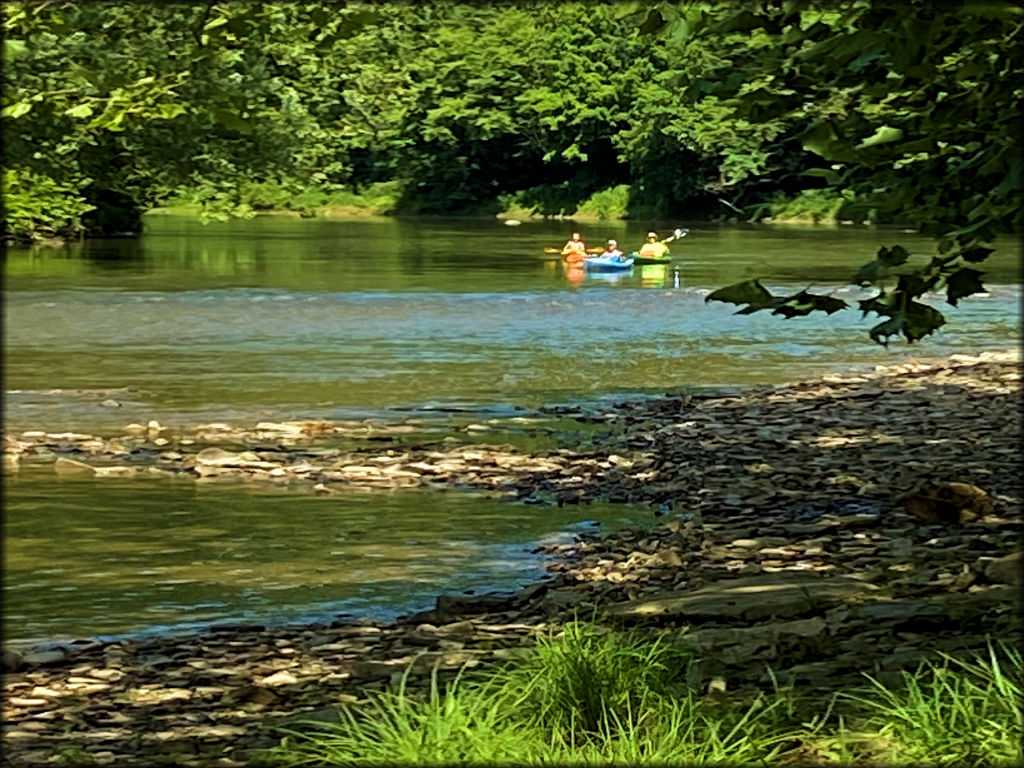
left=561, top=232, right=587, bottom=264
left=601, top=239, right=624, bottom=260
left=638, top=231, right=670, bottom=260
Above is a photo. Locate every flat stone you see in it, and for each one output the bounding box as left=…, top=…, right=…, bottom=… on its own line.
left=93, top=466, right=138, bottom=478
left=434, top=620, right=476, bottom=637
left=259, top=671, right=299, bottom=687
left=984, top=551, right=1022, bottom=585
left=53, top=457, right=96, bottom=475
left=434, top=592, right=516, bottom=619
left=194, top=447, right=278, bottom=469
left=645, top=549, right=684, bottom=568
left=8, top=697, right=51, bottom=707
left=607, top=573, right=881, bottom=623
left=22, top=649, right=68, bottom=665
left=343, top=660, right=403, bottom=679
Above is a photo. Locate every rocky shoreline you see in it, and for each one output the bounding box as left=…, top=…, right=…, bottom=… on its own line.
left=3, top=351, right=1022, bottom=766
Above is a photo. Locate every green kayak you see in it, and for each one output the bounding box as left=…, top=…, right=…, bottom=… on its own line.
left=629, top=251, right=673, bottom=265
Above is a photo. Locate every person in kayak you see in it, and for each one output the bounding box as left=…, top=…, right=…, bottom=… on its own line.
left=561, top=232, right=587, bottom=264
left=638, top=231, right=670, bottom=260
left=601, top=239, right=624, bottom=260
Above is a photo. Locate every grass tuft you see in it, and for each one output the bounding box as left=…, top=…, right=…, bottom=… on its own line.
left=260, top=629, right=1022, bottom=767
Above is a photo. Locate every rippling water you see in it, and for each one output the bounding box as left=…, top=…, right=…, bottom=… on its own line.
left=3, top=216, right=1019, bottom=643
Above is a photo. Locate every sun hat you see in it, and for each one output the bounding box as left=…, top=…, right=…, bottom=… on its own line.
left=647, top=231, right=657, bottom=238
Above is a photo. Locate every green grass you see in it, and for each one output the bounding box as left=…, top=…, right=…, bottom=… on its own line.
left=813, top=643, right=1024, bottom=766
left=259, top=627, right=1022, bottom=767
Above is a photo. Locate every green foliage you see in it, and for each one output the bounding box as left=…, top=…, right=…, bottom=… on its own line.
left=670, top=0, right=1021, bottom=343
left=1, top=168, right=95, bottom=241
left=3, top=0, right=1018, bottom=343
left=577, top=185, right=632, bottom=221
left=755, top=188, right=857, bottom=224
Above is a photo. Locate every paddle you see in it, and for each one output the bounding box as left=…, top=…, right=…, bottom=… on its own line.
left=543, top=246, right=605, bottom=256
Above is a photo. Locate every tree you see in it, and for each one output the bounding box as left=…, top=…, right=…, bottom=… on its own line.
left=622, top=0, right=1022, bottom=344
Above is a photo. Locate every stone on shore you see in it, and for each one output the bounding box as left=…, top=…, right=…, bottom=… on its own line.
left=607, top=573, right=881, bottom=623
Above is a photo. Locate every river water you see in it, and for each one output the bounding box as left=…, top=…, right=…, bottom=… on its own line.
left=3, top=216, right=1019, bottom=644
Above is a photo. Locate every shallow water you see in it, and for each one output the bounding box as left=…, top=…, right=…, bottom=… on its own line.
left=4, top=469, right=652, bottom=645
left=3, top=216, right=1019, bottom=643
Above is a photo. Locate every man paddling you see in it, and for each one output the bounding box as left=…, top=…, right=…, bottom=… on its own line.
left=636, top=228, right=688, bottom=260
left=561, top=232, right=587, bottom=264
left=601, top=239, right=624, bottom=260
left=638, top=231, right=670, bottom=260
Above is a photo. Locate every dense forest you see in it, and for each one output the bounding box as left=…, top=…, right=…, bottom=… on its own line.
left=3, top=1, right=1020, bottom=340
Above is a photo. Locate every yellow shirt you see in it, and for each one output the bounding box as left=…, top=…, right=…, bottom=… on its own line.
left=638, top=241, right=669, bottom=258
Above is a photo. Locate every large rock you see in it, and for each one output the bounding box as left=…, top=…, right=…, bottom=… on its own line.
left=607, top=573, right=881, bottom=623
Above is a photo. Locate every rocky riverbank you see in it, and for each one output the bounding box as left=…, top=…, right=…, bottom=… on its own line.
left=3, top=351, right=1021, bottom=766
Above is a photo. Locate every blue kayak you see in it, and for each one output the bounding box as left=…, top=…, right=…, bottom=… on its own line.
left=584, top=255, right=634, bottom=271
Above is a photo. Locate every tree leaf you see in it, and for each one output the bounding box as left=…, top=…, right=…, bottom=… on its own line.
left=801, top=167, right=840, bottom=184
left=638, top=9, right=665, bottom=35
left=902, top=301, right=946, bottom=341
left=945, top=267, right=985, bottom=306
left=876, top=244, right=910, bottom=267
left=958, top=245, right=994, bottom=262
left=869, top=315, right=905, bottom=345
left=895, top=273, right=934, bottom=297
left=771, top=291, right=848, bottom=318
left=157, top=103, right=187, bottom=120
left=64, top=103, right=94, bottom=119
left=868, top=302, right=945, bottom=345
left=852, top=259, right=885, bottom=286
left=855, top=125, right=904, bottom=149
left=705, top=279, right=773, bottom=307
left=3, top=39, right=28, bottom=62
left=2, top=101, right=33, bottom=118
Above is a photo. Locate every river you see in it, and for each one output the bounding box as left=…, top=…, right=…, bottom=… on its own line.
left=3, top=215, right=1019, bottom=645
